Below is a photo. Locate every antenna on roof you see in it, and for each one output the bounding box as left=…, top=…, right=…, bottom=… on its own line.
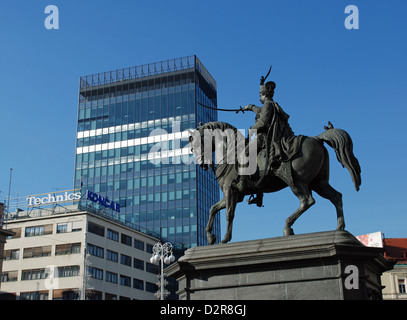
left=6, top=168, right=13, bottom=229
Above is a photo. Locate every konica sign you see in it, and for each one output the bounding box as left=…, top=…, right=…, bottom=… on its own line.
left=26, top=189, right=120, bottom=213
left=85, top=190, right=120, bottom=213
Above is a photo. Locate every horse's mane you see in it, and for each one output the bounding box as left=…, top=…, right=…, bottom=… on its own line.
left=197, top=121, right=238, bottom=133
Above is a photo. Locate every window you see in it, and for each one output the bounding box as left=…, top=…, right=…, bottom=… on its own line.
left=146, top=282, right=157, bottom=293
left=88, top=267, right=103, bottom=280
left=105, top=293, right=117, bottom=300
left=87, top=290, right=103, bottom=300
left=146, top=262, right=158, bottom=274
left=121, top=233, right=132, bottom=246
left=21, top=268, right=48, bottom=281
left=1, top=270, right=18, bottom=282
left=146, top=243, right=154, bottom=254
left=57, top=224, right=67, bottom=233
left=6, top=228, right=21, bottom=239
left=106, top=250, right=118, bottom=263
left=133, top=258, right=144, bottom=270
left=55, top=243, right=81, bottom=255
left=57, top=265, right=80, bottom=278
left=134, top=239, right=144, bottom=251
left=88, top=243, right=104, bottom=258
left=4, top=249, right=20, bottom=260
left=120, top=275, right=131, bottom=287
left=106, top=271, right=118, bottom=284
left=23, top=246, right=51, bottom=259
left=56, top=221, right=82, bottom=233
left=120, top=254, right=131, bottom=267
left=25, top=224, right=52, bottom=237
left=399, top=278, right=406, bottom=294
left=20, top=291, right=48, bottom=300
left=133, top=278, right=144, bottom=291
left=55, top=290, right=79, bottom=300
left=88, top=221, right=105, bottom=237
left=71, top=221, right=82, bottom=232
left=107, top=229, right=119, bottom=241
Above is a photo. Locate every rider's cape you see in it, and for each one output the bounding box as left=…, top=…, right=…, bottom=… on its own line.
left=256, top=101, right=305, bottom=188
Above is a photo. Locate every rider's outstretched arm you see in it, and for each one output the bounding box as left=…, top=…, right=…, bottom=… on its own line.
left=243, top=104, right=261, bottom=115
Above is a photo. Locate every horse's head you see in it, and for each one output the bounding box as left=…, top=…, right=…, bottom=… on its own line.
left=188, top=121, right=245, bottom=171
left=188, top=128, right=210, bottom=171
left=187, top=129, right=199, bottom=155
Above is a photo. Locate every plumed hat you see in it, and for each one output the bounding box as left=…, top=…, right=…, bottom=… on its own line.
left=260, top=66, right=276, bottom=94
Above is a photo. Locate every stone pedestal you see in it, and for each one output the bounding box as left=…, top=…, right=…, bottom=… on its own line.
left=166, top=231, right=393, bottom=300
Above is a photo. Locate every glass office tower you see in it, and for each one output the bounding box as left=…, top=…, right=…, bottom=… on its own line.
left=74, top=56, right=220, bottom=248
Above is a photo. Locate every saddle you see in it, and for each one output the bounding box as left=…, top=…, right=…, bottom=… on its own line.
left=255, top=135, right=305, bottom=188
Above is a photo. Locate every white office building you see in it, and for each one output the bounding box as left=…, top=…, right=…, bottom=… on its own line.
left=1, top=202, right=161, bottom=300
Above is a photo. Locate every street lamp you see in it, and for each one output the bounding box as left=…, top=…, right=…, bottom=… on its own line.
left=150, top=242, right=175, bottom=300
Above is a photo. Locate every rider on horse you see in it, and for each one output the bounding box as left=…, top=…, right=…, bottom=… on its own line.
left=237, top=68, right=301, bottom=207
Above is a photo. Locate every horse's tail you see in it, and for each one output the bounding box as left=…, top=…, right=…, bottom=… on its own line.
left=316, top=125, right=361, bottom=191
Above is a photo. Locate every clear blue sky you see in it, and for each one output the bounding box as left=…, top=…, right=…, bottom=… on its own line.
left=1, top=1, right=406, bottom=242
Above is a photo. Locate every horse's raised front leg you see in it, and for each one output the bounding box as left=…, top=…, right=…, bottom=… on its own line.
left=221, top=188, right=239, bottom=244
left=206, top=198, right=226, bottom=245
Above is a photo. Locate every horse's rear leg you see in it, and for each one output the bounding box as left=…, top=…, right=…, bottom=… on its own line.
left=313, top=182, right=344, bottom=231
left=284, top=183, right=315, bottom=236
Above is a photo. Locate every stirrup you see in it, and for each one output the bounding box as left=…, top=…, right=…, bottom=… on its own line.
left=247, top=194, right=264, bottom=207
left=247, top=194, right=255, bottom=204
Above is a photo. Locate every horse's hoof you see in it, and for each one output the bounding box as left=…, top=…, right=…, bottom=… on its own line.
left=284, top=227, right=294, bottom=236
left=207, top=233, right=216, bottom=245
left=336, top=218, right=345, bottom=231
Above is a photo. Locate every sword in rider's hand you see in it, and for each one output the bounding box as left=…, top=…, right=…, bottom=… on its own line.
left=197, top=102, right=245, bottom=114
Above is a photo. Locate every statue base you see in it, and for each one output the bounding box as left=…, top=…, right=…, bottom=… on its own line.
left=166, top=231, right=393, bottom=300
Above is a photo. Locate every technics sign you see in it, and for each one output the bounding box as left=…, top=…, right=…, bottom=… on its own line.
left=26, top=189, right=120, bottom=213
left=27, top=189, right=81, bottom=207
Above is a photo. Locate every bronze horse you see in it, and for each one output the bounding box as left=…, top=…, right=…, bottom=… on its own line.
left=189, top=121, right=361, bottom=244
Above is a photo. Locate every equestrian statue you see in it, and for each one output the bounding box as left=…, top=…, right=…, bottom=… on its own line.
left=189, top=66, right=361, bottom=245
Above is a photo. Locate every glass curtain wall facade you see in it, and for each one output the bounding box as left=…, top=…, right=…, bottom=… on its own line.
left=74, top=56, right=220, bottom=248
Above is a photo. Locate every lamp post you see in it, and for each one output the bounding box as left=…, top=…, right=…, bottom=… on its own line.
left=150, top=242, right=175, bottom=300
